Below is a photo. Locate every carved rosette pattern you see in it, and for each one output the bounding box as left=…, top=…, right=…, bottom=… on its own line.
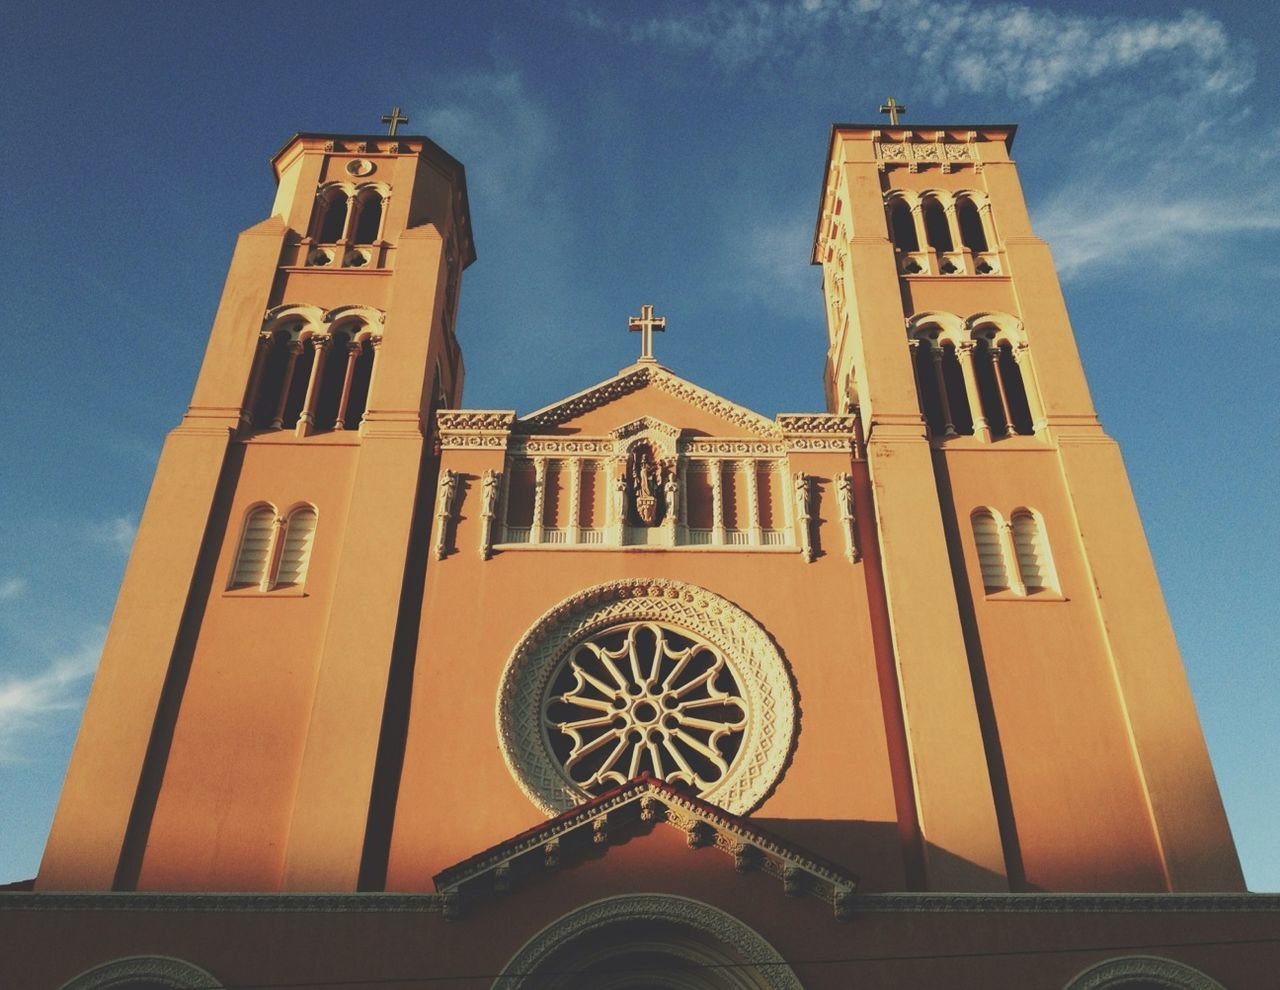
left=497, top=579, right=796, bottom=816
left=1064, top=956, right=1227, bottom=990
left=495, top=894, right=804, bottom=990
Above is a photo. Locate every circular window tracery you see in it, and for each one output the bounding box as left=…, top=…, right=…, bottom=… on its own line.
left=499, top=579, right=796, bottom=816
left=545, top=622, right=748, bottom=795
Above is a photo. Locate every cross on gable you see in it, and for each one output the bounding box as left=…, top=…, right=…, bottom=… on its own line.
left=879, top=96, right=907, bottom=125
left=628, top=304, right=667, bottom=362
left=381, top=105, right=409, bottom=136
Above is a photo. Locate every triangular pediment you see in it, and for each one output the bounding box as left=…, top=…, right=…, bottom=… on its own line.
left=518, top=363, right=781, bottom=439
left=432, top=775, right=858, bottom=919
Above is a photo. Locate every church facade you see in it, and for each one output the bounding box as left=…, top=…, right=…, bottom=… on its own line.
left=4, top=118, right=1277, bottom=989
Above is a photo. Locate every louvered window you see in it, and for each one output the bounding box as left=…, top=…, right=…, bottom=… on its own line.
left=276, top=507, right=318, bottom=587
left=1012, top=511, right=1056, bottom=593
left=232, top=507, right=276, bottom=589
left=971, top=511, right=1009, bottom=592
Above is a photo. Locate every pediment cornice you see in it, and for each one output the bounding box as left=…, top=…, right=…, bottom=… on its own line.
left=519, top=365, right=781, bottom=438
left=432, top=774, right=859, bottom=919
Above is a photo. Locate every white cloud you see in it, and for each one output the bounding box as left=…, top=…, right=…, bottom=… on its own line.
left=89, top=516, right=137, bottom=553
left=727, top=215, right=817, bottom=315
left=416, top=71, right=556, bottom=212
left=580, top=2, right=1266, bottom=278
left=0, top=631, right=102, bottom=763
left=589, top=2, right=1253, bottom=102
left=0, top=578, right=26, bottom=602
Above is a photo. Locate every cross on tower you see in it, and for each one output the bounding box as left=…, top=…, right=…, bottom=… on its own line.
left=381, top=105, right=409, bottom=136
left=628, top=304, right=667, bottom=362
left=879, top=96, right=907, bottom=125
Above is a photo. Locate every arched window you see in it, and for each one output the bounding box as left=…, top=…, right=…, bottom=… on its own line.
left=59, top=954, right=224, bottom=990
left=1063, top=955, right=1227, bottom=990
left=275, top=506, right=318, bottom=587
left=314, top=189, right=349, bottom=244
left=889, top=199, right=919, bottom=251
left=999, top=342, right=1035, bottom=435
left=957, top=197, right=988, bottom=252
left=923, top=198, right=953, bottom=252
left=910, top=332, right=972, bottom=438
left=971, top=510, right=1010, bottom=592
left=352, top=192, right=383, bottom=244
left=251, top=328, right=297, bottom=430
left=1011, top=509, right=1057, bottom=593
left=342, top=339, right=375, bottom=430
left=312, top=329, right=353, bottom=433
left=972, top=336, right=1036, bottom=437
left=229, top=503, right=318, bottom=592
left=231, top=506, right=277, bottom=590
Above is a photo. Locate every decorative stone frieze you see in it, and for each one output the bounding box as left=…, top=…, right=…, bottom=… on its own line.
left=497, top=580, right=796, bottom=816
left=777, top=413, right=860, bottom=455
left=436, top=410, right=516, bottom=449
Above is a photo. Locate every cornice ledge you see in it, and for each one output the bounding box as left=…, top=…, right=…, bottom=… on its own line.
left=0, top=891, right=447, bottom=913
left=845, top=892, right=1280, bottom=913
left=437, top=409, right=517, bottom=450
left=777, top=413, right=860, bottom=455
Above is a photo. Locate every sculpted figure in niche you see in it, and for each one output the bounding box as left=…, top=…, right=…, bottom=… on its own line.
left=627, top=441, right=666, bottom=526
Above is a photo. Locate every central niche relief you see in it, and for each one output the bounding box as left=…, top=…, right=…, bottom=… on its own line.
left=625, top=440, right=670, bottom=526
left=498, top=579, right=796, bottom=816
left=545, top=622, right=747, bottom=795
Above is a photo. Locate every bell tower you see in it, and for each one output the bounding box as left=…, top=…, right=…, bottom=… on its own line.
left=38, top=124, right=474, bottom=892
left=813, top=114, right=1243, bottom=891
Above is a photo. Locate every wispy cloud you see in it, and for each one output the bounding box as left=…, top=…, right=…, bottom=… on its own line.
left=0, top=578, right=26, bottom=603
left=0, top=631, right=102, bottom=763
left=587, top=2, right=1252, bottom=101
left=88, top=516, right=137, bottom=554
left=417, top=71, right=556, bottom=212
left=579, top=1, right=1266, bottom=279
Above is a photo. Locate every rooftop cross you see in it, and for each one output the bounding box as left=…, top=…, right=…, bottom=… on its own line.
left=381, top=105, right=409, bottom=136
left=628, top=304, right=667, bottom=362
left=879, top=96, right=907, bottom=125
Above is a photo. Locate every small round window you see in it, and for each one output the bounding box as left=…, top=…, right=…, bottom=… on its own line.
left=499, top=579, right=795, bottom=816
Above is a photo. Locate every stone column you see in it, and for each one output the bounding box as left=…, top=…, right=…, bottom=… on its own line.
left=296, top=335, right=330, bottom=437
left=956, top=341, right=990, bottom=441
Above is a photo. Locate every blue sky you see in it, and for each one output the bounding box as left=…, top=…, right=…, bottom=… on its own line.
left=1, top=1, right=1276, bottom=890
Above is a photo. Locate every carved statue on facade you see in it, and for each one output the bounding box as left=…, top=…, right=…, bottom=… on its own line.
left=627, top=441, right=665, bottom=526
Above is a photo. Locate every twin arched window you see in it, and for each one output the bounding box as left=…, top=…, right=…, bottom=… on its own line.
left=310, top=183, right=387, bottom=246
left=971, top=507, right=1058, bottom=596
left=909, top=313, right=1038, bottom=441
left=231, top=504, right=318, bottom=591
left=886, top=190, right=996, bottom=275
left=242, top=308, right=380, bottom=436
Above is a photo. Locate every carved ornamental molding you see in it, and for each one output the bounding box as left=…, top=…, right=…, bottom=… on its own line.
left=497, top=579, right=796, bottom=817
left=436, top=410, right=516, bottom=449
left=495, top=894, right=804, bottom=990
left=434, top=775, right=857, bottom=920
left=1064, top=955, right=1227, bottom=990
left=60, top=956, right=224, bottom=990
left=521, top=366, right=781, bottom=438
left=875, top=130, right=982, bottom=173
left=777, top=413, right=860, bottom=455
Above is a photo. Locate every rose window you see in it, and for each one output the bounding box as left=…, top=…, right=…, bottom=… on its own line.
left=544, top=622, right=748, bottom=795
left=498, top=579, right=796, bottom=816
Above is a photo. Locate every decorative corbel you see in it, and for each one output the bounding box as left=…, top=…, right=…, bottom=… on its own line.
left=441, top=889, right=461, bottom=920
left=479, top=468, right=501, bottom=559
left=794, top=472, right=815, bottom=562
left=493, top=863, right=511, bottom=894
left=834, top=472, right=860, bottom=563
left=834, top=883, right=856, bottom=920
left=543, top=838, right=560, bottom=869
left=593, top=814, right=609, bottom=845
left=783, top=865, right=806, bottom=897
left=434, top=469, right=459, bottom=560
